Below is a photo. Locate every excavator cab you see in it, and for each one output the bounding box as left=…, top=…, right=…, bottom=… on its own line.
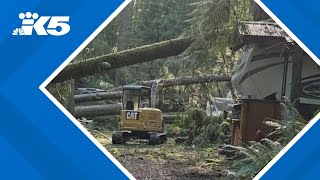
left=112, top=85, right=167, bottom=145
left=122, top=86, right=150, bottom=110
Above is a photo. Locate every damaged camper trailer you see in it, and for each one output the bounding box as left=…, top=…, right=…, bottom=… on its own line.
left=232, top=43, right=320, bottom=105
left=232, top=21, right=320, bottom=119
left=230, top=21, right=320, bottom=144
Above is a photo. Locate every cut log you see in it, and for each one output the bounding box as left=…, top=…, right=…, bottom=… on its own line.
left=53, top=37, right=194, bottom=83
left=75, top=104, right=122, bottom=118
left=74, top=91, right=122, bottom=103
left=74, top=104, right=183, bottom=118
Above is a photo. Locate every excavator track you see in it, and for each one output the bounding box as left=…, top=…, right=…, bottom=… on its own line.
left=112, top=132, right=124, bottom=144
left=112, top=132, right=130, bottom=144
left=148, top=133, right=167, bottom=145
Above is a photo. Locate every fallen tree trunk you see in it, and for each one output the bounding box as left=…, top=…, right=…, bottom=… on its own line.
left=74, top=74, right=230, bottom=103
left=109, top=73, right=231, bottom=91
left=157, top=74, right=231, bottom=87
left=75, top=104, right=122, bottom=118
left=74, top=104, right=184, bottom=118
left=53, top=37, right=194, bottom=83
left=74, top=91, right=122, bottom=103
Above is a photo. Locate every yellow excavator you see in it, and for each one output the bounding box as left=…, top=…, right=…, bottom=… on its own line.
left=112, top=85, right=167, bottom=145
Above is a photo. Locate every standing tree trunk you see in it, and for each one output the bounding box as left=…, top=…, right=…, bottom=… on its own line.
left=119, top=2, right=132, bottom=50
left=66, top=79, right=75, bottom=115
left=113, top=2, right=133, bottom=86
left=215, top=82, right=223, bottom=97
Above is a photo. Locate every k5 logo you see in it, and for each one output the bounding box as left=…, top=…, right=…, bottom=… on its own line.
left=12, top=12, right=70, bottom=36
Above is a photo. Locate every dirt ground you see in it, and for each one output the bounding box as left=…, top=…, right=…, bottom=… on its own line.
left=93, top=131, right=235, bottom=180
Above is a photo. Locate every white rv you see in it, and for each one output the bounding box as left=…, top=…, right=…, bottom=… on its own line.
left=231, top=43, right=320, bottom=105
left=231, top=21, right=320, bottom=119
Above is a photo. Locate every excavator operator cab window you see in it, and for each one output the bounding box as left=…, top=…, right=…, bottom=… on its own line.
left=140, top=88, right=151, bottom=108
left=122, top=87, right=151, bottom=110
left=123, top=89, right=139, bottom=110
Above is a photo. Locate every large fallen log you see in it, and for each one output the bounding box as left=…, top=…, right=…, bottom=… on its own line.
left=109, top=73, right=231, bottom=91
left=74, top=104, right=184, bottom=118
left=154, top=73, right=231, bottom=87
left=74, top=74, right=230, bottom=103
left=53, top=37, right=194, bottom=83
left=74, top=73, right=231, bottom=103
left=74, top=91, right=122, bottom=103
left=75, top=104, right=122, bottom=118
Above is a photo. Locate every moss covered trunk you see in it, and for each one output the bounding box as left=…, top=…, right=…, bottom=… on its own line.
left=53, top=37, right=194, bottom=83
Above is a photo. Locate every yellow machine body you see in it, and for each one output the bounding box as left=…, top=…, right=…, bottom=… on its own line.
left=119, top=108, right=163, bottom=133
left=112, top=85, right=167, bottom=145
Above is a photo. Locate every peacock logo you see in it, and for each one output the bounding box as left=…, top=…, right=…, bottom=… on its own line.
left=13, top=12, right=70, bottom=36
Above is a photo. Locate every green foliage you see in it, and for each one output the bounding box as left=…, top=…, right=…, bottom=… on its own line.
left=84, top=116, right=120, bottom=131
left=47, top=81, right=74, bottom=111
left=79, top=76, right=115, bottom=89
left=171, top=106, right=231, bottom=147
left=313, top=108, right=320, bottom=118
left=119, top=0, right=196, bottom=83
left=192, top=116, right=231, bottom=147
left=168, top=106, right=196, bottom=138
left=74, top=19, right=119, bottom=61
left=232, top=142, right=282, bottom=179
left=189, top=0, right=252, bottom=52
left=276, top=97, right=306, bottom=144
left=187, top=0, right=252, bottom=75
left=128, top=0, right=194, bottom=47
